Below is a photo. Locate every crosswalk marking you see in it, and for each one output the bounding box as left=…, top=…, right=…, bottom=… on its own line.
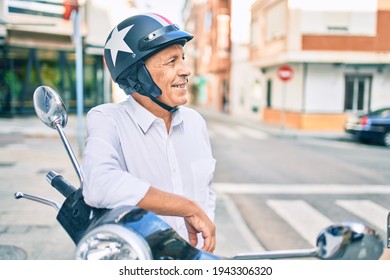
left=214, top=184, right=389, bottom=251
left=208, top=124, right=269, bottom=140
left=213, top=183, right=390, bottom=194
left=267, top=200, right=333, bottom=246
left=210, top=124, right=241, bottom=139
left=236, top=127, right=268, bottom=140
left=336, top=200, right=388, bottom=231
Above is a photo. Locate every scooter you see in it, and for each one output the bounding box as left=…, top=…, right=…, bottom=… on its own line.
left=14, top=86, right=386, bottom=260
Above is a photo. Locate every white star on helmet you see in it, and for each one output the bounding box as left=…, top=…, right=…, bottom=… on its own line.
left=105, top=25, right=134, bottom=66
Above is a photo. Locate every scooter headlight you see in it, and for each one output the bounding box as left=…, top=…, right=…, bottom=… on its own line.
left=75, top=224, right=152, bottom=260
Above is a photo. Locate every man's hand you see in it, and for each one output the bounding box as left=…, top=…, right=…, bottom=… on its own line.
left=184, top=211, right=216, bottom=253
left=138, top=187, right=216, bottom=252
left=380, top=248, right=390, bottom=260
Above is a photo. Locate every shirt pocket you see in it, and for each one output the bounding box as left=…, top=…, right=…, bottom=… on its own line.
left=191, top=158, right=216, bottom=211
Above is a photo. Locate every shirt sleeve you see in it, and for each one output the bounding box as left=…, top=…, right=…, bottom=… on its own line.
left=82, top=107, right=151, bottom=209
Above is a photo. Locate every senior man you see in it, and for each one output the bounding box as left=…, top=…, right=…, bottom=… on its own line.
left=82, top=13, right=217, bottom=253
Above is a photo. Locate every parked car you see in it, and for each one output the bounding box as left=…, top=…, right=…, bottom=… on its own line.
left=344, top=108, right=390, bottom=147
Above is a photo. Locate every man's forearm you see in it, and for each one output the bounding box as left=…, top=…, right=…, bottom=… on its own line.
left=137, top=186, right=200, bottom=218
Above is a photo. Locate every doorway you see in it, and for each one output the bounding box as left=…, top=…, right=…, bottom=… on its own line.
left=344, top=75, right=372, bottom=113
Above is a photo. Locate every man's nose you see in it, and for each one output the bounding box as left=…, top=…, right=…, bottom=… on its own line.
left=179, top=60, right=191, bottom=77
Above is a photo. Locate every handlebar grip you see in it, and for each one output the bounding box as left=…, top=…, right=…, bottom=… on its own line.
left=46, top=171, right=77, bottom=198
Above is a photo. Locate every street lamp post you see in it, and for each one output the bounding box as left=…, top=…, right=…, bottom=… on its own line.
left=71, top=9, right=84, bottom=156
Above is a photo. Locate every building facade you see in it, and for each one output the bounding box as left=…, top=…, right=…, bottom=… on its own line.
left=184, top=0, right=390, bottom=131
left=0, top=0, right=137, bottom=116
left=250, top=0, right=390, bottom=130
left=183, top=0, right=232, bottom=112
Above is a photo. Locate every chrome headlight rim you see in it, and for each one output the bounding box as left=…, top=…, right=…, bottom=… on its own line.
left=75, top=224, right=153, bottom=260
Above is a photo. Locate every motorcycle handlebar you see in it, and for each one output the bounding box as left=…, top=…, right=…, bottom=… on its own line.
left=46, top=171, right=77, bottom=198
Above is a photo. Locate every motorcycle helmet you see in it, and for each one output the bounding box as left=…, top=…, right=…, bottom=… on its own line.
left=104, top=13, right=194, bottom=112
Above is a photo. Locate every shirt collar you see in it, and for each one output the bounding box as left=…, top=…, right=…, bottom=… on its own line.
left=125, top=95, right=184, bottom=134
left=171, top=109, right=184, bottom=133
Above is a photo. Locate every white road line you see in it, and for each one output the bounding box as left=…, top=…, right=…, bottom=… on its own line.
left=209, top=124, right=241, bottom=139
left=219, top=193, right=265, bottom=251
left=267, top=200, right=333, bottom=246
left=336, top=200, right=388, bottom=231
left=213, top=183, right=390, bottom=194
left=209, top=125, right=269, bottom=140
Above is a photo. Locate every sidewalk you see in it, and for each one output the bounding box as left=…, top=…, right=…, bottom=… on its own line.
left=195, top=107, right=348, bottom=142
left=0, top=107, right=348, bottom=141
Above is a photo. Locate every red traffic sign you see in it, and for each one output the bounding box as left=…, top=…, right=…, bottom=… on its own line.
left=63, top=0, right=79, bottom=20
left=277, top=65, right=294, bottom=82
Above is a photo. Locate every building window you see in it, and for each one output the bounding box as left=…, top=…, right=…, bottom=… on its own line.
left=204, top=11, right=212, bottom=31
left=300, top=2, right=376, bottom=36
left=217, top=14, right=230, bottom=57
left=0, top=46, right=104, bottom=115
left=265, top=1, right=286, bottom=41
left=266, top=79, right=272, bottom=108
left=344, top=75, right=372, bottom=113
left=222, top=78, right=229, bottom=112
left=250, top=18, right=259, bottom=47
left=8, top=0, right=65, bottom=19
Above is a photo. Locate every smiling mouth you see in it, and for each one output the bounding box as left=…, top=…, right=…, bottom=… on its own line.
left=172, top=84, right=186, bottom=88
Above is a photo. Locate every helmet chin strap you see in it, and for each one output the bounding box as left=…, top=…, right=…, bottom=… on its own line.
left=150, top=96, right=178, bottom=113
left=122, top=80, right=179, bottom=113
left=119, top=61, right=179, bottom=113
left=136, top=61, right=178, bottom=113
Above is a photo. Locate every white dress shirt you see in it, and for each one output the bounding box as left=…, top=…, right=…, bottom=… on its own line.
left=82, top=95, right=216, bottom=243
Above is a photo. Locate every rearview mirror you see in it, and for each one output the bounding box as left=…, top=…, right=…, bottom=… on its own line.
left=33, top=86, right=68, bottom=129
left=316, top=222, right=383, bottom=260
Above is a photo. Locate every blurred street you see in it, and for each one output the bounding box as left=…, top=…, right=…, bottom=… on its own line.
left=1, top=108, right=390, bottom=259
left=204, top=108, right=390, bottom=253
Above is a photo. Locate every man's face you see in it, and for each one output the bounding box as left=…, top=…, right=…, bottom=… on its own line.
left=145, top=44, right=191, bottom=108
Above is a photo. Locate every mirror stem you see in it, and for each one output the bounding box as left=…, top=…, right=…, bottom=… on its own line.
left=231, top=248, right=319, bottom=260
left=14, top=192, right=61, bottom=211
left=55, top=122, right=84, bottom=188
